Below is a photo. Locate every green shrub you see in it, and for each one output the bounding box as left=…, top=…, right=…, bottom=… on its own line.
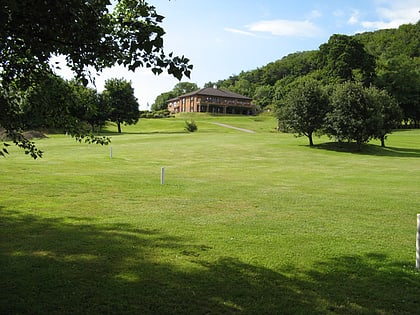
left=184, top=120, right=198, bottom=132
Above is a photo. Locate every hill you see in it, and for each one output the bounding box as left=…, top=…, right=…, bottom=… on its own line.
left=207, top=21, right=420, bottom=125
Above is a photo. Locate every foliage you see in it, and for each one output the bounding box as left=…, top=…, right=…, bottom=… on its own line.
left=209, top=22, right=419, bottom=125
left=140, top=109, right=172, bottom=119
left=102, top=78, right=139, bottom=133
left=0, top=0, right=192, bottom=158
left=318, top=34, right=376, bottom=85
left=325, top=82, right=383, bottom=150
left=366, top=87, right=402, bottom=147
left=184, top=120, right=198, bottom=132
left=70, top=81, right=109, bottom=132
left=277, top=77, right=329, bottom=146
left=375, top=54, right=420, bottom=126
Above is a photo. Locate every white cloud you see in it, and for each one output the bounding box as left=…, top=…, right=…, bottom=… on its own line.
left=224, top=27, right=256, bottom=37
left=246, top=19, right=322, bottom=38
left=347, top=10, right=360, bottom=25
left=361, top=0, right=419, bottom=30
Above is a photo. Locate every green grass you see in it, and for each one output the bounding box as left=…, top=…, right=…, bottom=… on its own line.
left=1, top=114, right=420, bottom=314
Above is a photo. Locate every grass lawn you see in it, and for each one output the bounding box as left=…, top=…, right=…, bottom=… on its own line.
left=1, top=114, right=420, bottom=314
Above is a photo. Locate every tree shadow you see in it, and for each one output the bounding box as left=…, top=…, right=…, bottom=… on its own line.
left=1, top=209, right=419, bottom=314
left=101, top=131, right=188, bottom=136
left=313, top=142, right=420, bottom=158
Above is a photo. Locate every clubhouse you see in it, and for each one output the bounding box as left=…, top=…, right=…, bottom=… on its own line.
left=167, top=87, right=256, bottom=115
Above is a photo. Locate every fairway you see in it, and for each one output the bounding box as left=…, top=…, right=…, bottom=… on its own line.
left=1, top=114, right=420, bottom=314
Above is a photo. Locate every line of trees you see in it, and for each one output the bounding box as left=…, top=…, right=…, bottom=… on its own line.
left=278, top=78, right=401, bottom=149
left=19, top=76, right=140, bottom=136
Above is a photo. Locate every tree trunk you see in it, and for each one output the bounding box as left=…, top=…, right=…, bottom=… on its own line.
left=117, top=120, right=122, bottom=133
left=308, top=133, right=314, bottom=146
left=380, top=136, right=385, bottom=147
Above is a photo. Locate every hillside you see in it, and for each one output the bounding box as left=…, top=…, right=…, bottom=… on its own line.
left=207, top=21, right=420, bottom=125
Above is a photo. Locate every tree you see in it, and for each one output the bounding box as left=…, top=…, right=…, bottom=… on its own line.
left=319, top=34, right=376, bottom=86
left=1, top=0, right=192, bottom=157
left=253, top=85, right=274, bottom=110
left=325, top=82, right=383, bottom=150
left=277, top=78, right=329, bottom=146
left=151, top=91, right=176, bottom=111
left=366, top=87, right=402, bottom=147
left=22, top=74, right=78, bottom=130
left=70, top=82, right=109, bottom=132
left=172, top=82, right=198, bottom=96
left=102, top=78, right=139, bottom=133
left=375, top=54, right=420, bottom=126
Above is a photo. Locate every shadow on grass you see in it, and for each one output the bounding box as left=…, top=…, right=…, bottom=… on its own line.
left=313, top=142, right=420, bottom=158
left=1, top=209, right=419, bottom=314
left=101, top=131, right=188, bottom=136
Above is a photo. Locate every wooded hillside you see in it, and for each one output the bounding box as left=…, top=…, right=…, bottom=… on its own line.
left=206, top=21, right=420, bottom=126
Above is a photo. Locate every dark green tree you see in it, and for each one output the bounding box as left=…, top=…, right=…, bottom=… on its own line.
left=376, top=54, right=420, bottom=126
left=0, top=0, right=192, bottom=157
left=22, top=75, right=78, bottom=131
left=70, top=82, right=109, bottom=132
left=277, top=77, right=329, bottom=146
left=319, top=34, right=376, bottom=85
left=172, top=82, right=198, bottom=96
left=325, top=82, right=383, bottom=150
left=151, top=91, right=176, bottom=111
left=366, top=87, right=402, bottom=147
left=253, top=85, right=274, bottom=110
left=102, top=78, right=139, bottom=133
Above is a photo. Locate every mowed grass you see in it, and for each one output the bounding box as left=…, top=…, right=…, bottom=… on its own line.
left=1, top=114, right=420, bottom=314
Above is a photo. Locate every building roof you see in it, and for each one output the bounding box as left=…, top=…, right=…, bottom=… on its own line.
left=168, top=87, right=252, bottom=102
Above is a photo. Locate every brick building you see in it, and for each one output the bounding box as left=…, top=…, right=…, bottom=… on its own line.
left=167, top=87, right=256, bottom=115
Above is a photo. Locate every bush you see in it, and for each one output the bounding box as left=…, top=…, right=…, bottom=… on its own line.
left=184, top=120, right=198, bottom=132
left=139, top=110, right=172, bottom=119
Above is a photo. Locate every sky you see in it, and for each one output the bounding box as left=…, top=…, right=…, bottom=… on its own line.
left=54, top=0, right=420, bottom=109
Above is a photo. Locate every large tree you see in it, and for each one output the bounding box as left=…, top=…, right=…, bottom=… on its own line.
left=366, top=87, right=402, bottom=147
left=325, top=82, right=383, bottom=150
left=0, top=0, right=192, bottom=158
left=277, top=77, right=329, bottom=146
left=102, top=78, right=139, bottom=133
left=375, top=54, right=420, bottom=126
left=318, top=34, right=376, bottom=86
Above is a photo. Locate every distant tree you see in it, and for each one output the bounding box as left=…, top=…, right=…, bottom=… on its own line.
left=102, top=79, right=139, bottom=133
left=277, top=77, right=329, bottom=146
left=253, top=85, right=274, bottom=110
left=375, top=54, right=420, bottom=126
left=366, top=87, right=402, bottom=147
left=22, top=74, right=78, bottom=131
left=152, top=91, right=176, bottom=111
left=71, top=82, right=109, bottom=132
left=319, top=34, right=376, bottom=86
left=172, top=82, right=198, bottom=96
left=325, top=82, right=383, bottom=150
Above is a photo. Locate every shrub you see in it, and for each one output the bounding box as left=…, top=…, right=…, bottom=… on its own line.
left=184, top=120, right=198, bottom=132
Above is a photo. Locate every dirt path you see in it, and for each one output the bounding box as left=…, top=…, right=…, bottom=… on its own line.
left=211, top=122, right=256, bottom=133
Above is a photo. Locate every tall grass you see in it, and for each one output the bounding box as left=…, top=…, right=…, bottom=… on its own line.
left=1, top=114, right=420, bottom=314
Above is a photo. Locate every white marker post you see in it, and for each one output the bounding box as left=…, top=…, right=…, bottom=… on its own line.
left=417, top=214, right=420, bottom=269
left=110, top=147, right=113, bottom=159
left=161, top=167, right=165, bottom=185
